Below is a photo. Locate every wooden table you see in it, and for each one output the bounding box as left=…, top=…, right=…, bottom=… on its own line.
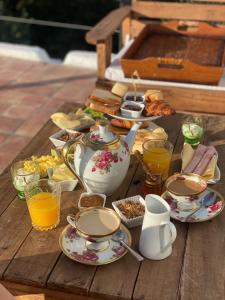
left=0, top=102, right=225, bottom=300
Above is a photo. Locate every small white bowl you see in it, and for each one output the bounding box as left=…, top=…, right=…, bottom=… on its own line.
left=112, top=195, right=145, bottom=228
left=47, top=167, right=78, bottom=192
left=60, top=179, right=78, bottom=192
left=123, top=92, right=145, bottom=103
left=78, top=192, right=106, bottom=210
left=49, top=129, right=83, bottom=148
left=120, top=101, right=145, bottom=118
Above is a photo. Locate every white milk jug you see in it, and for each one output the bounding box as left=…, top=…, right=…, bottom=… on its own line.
left=139, top=194, right=177, bottom=260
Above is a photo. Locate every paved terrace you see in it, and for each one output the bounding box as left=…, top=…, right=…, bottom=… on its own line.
left=0, top=56, right=96, bottom=173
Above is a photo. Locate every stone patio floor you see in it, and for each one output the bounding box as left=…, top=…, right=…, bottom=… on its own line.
left=0, top=56, right=96, bottom=174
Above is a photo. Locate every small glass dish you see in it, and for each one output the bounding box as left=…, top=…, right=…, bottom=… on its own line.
left=120, top=101, right=145, bottom=118
left=112, top=195, right=145, bottom=228
left=123, top=92, right=145, bottom=103
left=78, top=192, right=106, bottom=210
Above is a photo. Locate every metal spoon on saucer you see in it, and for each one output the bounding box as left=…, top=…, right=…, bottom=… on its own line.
left=112, top=230, right=144, bottom=262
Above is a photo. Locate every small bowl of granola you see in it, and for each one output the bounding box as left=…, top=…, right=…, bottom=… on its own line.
left=49, top=129, right=83, bottom=148
left=112, top=195, right=145, bottom=228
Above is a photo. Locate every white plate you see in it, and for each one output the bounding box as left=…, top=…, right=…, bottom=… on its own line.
left=181, top=149, right=220, bottom=184
left=108, top=113, right=161, bottom=122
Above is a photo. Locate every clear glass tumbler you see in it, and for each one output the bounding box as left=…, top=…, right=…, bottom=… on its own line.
left=25, top=179, right=61, bottom=231
left=11, top=160, right=40, bottom=200
left=143, top=139, right=173, bottom=181
left=182, top=115, right=204, bottom=146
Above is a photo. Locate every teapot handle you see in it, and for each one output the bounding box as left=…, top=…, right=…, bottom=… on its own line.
left=62, top=139, right=86, bottom=190
left=160, top=221, right=177, bottom=252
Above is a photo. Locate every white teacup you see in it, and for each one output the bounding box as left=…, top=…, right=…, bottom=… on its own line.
left=67, top=207, right=121, bottom=251
left=165, top=173, right=207, bottom=211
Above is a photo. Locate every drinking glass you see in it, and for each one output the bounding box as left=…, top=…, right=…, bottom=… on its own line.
left=143, top=139, right=173, bottom=181
left=182, top=115, right=204, bottom=146
left=24, top=179, right=61, bottom=231
left=11, top=160, right=40, bottom=200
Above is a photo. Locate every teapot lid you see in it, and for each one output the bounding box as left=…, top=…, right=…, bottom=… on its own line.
left=87, top=120, right=119, bottom=145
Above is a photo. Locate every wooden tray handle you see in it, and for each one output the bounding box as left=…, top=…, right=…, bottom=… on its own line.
left=157, top=58, right=184, bottom=69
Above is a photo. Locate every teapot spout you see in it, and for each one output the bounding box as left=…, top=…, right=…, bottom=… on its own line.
left=124, top=122, right=141, bottom=152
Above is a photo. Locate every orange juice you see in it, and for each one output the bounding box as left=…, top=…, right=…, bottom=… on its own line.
left=27, top=192, right=60, bottom=230
left=143, top=147, right=172, bottom=180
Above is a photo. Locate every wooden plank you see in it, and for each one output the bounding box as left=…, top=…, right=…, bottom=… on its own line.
left=1, top=281, right=100, bottom=300
left=48, top=156, right=139, bottom=297
left=90, top=114, right=183, bottom=300
left=96, top=79, right=225, bottom=115
left=179, top=115, right=225, bottom=300
left=132, top=114, right=189, bottom=300
left=0, top=198, right=32, bottom=277
left=3, top=191, right=84, bottom=287
left=132, top=1, right=225, bottom=22
left=121, top=16, right=131, bottom=47
left=97, top=36, right=112, bottom=80
left=86, top=6, right=131, bottom=45
left=0, top=103, right=77, bottom=217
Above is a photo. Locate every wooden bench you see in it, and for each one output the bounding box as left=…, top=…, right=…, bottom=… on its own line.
left=86, top=0, right=225, bottom=114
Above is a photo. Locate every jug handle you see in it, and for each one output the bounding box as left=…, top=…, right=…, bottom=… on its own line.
left=62, top=139, right=86, bottom=191
left=160, top=221, right=177, bottom=252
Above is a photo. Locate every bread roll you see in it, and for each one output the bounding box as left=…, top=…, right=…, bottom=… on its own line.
left=132, top=128, right=168, bottom=153
left=144, top=90, right=163, bottom=102
left=111, top=83, right=128, bottom=97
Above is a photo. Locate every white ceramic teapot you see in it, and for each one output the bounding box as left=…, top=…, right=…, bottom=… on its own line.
left=139, top=194, right=177, bottom=260
left=62, top=120, right=140, bottom=195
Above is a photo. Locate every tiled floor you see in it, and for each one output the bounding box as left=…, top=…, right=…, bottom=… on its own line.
left=0, top=56, right=96, bottom=173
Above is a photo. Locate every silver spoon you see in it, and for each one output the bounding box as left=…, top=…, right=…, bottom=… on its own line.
left=112, top=230, right=144, bottom=262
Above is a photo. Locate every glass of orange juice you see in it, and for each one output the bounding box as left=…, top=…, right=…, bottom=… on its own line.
left=143, top=139, right=173, bottom=181
left=24, top=179, right=61, bottom=231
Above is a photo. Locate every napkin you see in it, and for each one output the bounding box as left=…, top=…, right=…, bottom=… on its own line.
left=51, top=108, right=95, bottom=129
left=182, top=144, right=217, bottom=180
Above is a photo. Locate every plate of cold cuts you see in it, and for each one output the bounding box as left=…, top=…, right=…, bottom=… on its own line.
left=181, top=143, right=220, bottom=184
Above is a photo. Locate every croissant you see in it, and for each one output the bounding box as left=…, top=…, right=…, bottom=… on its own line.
left=143, top=100, right=175, bottom=116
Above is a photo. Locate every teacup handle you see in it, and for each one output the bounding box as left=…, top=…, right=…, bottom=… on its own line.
left=160, top=221, right=177, bottom=251
left=67, top=214, right=77, bottom=228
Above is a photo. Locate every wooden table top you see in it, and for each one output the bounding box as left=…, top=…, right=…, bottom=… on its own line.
left=0, top=102, right=225, bottom=300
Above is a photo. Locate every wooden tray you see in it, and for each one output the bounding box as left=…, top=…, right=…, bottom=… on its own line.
left=121, top=22, right=225, bottom=85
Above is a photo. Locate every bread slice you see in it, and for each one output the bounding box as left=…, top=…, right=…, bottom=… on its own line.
left=89, top=100, right=120, bottom=115
left=90, top=89, right=122, bottom=105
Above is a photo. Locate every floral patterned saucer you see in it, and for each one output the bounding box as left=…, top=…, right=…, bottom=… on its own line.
left=59, top=224, right=132, bottom=265
left=162, top=188, right=224, bottom=223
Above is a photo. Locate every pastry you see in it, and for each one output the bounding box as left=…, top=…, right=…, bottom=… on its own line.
left=143, top=100, right=175, bottom=117
left=110, top=119, right=149, bottom=129
left=144, top=90, right=163, bottom=102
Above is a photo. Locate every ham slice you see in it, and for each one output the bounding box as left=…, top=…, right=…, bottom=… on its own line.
left=183, top=144, right=207, bottom=173
left=194, top=146, right=216, bottom=175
